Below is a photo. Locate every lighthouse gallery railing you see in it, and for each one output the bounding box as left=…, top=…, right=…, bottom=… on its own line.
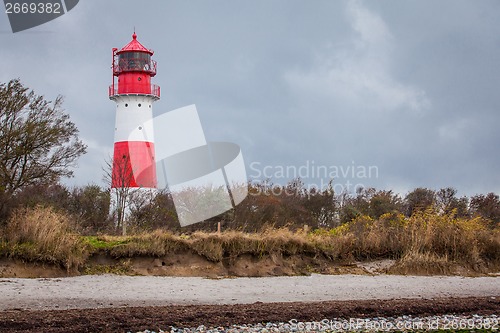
left=108, top=84, right=160, bottom=98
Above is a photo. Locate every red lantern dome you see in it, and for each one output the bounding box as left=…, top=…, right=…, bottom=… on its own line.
left=109, top=33, right=160, bottom=98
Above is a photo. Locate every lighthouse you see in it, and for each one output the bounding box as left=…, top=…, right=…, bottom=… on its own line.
left=109, top=32, right=159, bottom=224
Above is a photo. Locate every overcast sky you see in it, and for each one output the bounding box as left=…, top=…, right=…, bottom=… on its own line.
left=1, top=0, right=499, bottom=197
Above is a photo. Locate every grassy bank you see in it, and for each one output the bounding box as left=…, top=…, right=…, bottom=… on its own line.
left=0, top=206, right=499, bottom=275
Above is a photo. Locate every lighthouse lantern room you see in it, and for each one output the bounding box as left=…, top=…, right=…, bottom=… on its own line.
left=109, top=32, right=159, bottom=192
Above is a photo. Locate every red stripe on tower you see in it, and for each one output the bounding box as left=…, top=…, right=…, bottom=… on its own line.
left=111, top=141, right=157, bottom=188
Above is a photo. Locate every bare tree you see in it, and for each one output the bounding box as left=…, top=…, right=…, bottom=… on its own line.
left=0, top=79, right=86, bottom=217
left=103, top=155, right=138, bottom=235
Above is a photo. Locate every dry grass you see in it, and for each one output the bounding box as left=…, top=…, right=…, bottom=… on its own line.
left=99, top=228, right=321, bottom=262
left=103, top=230, right=189, bottom=258
left=87, top=211, right=500, bottom=273
left=389, top=251, right=455, bottom=275
left=338, top=210, right=500, bottom=271
left=1, top=207, right=499, bottom=275
left=2, top=206, right=87, bottom=270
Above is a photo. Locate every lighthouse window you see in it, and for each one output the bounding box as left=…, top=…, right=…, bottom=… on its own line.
left=118, top=52, right=151, bottom=72
left=149, top=105, right=151, bottom=108
left=138, top=103, right=142, bottom=107
left=125, top=103, right=128, bottom=107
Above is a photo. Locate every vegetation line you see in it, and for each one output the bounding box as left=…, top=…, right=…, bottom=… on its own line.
left=0, top=206, right=498, bottom=275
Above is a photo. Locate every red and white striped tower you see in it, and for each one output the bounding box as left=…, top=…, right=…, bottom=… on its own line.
left=109, top=33, right=159, bottom=207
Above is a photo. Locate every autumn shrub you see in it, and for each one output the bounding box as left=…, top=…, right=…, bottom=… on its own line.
left=342, top=213, right=406, bottom=259
left=402, top=210, right=494, bottom=265
left=309, top=227, right=355, bottom=261
left=336, top=209, right=500, bottom=268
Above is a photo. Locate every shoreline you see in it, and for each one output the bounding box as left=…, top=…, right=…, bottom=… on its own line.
left=1, top=274, right=499, bottom=311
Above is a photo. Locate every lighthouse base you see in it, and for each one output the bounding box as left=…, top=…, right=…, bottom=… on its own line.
left=109, top=187, right=157, bottom=235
